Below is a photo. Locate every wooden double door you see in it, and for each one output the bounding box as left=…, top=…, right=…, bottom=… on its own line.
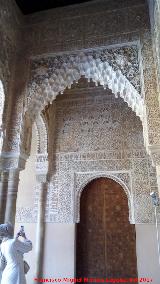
left=76, top=178, right=137, bottom=280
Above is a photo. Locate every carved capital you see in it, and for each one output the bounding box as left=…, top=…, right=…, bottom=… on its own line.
left=147, top=145, right=160, bottom=166
left=36, top=153, right=48, bottom=176
left=0, top=152, right=28, bottom=171
left=0, top=168, right=20, bottom=200
left=36, top=174, right=48, bottom=184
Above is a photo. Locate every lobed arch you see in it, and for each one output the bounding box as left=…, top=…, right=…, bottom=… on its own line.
left=74, top=172, right=135, bottom=224
left=27, top=50, right=144, bottom=122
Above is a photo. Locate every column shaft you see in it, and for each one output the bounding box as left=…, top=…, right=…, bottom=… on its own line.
left=0, top=171, right=9, bottom=223
left=156, top=165, right=160, bottom=196
left=35, top=181, right=47, bottom=278
left=4, top=170, right=20, bottom=227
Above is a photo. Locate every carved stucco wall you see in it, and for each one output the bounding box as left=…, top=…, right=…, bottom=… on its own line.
left=0, top=0, right=158, bottom=226
left=147, top=0, right=160, bottom=90
left=23, top=0, right=160, bottom=162
left=26, top=38, right=160, bottom=162
left=1, top=0, right=160, bottom=166
left=22, top=0, right=149, bottom=57
left=26, top=0, right=148, bottom=108
left=16, top=87, right=159, bottom=224
left=0, top=0, right=22, bottom=92
left=0, top=0, right=26, bottom=160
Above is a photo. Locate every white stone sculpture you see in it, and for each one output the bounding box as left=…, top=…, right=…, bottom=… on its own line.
left=0, top=223, right=32, bottom=284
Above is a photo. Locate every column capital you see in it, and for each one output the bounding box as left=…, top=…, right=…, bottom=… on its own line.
left=36, top=153, right=48, bottom=183
left=36, top=174, right=48, bottom=183
left=0, top=168, right=19, bottom=181
left=148, top=144, right=160, bottom=166
left=0, top=152, right=28, bottom=171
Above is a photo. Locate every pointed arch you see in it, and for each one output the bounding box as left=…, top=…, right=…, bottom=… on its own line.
left=74, top=172, right=135, bottom=224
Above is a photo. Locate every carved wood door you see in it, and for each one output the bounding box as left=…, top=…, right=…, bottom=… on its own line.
left=76, top=178, right=137, bottom=280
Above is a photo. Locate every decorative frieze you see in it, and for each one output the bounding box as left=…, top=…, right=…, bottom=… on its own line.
left=24, top=1, right=149, bottom=56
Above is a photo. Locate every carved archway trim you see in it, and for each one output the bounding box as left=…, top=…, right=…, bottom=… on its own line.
left=27, top=47, right=144, bottom=122
left=35, top=113, right=48, bottom=154
left=74, top=171, right=135, bottom=224
left=34, top=114, right=48, bottom=177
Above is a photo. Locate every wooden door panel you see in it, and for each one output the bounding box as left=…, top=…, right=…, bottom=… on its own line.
left=77, top=179, right=105, bottom=277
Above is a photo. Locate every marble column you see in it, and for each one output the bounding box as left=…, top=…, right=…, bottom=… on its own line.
left=0, top=169, right=20, bottom=226
left=0, top=153, right=27, bottom=227
left=148, top=146, right=160, bottom=197
left=35, top=176, right=48, bottom=279
left=0, top=171, right=9, bottom=223
left=156, top=165, right=160, bottom=197
left=4, top=169, right=20, bottom=226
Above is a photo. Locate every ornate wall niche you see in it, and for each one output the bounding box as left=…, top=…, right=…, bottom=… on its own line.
left=16, top=91, right=158, bottom=224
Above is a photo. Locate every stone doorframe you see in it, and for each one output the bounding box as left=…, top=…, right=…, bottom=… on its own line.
left=73, top=171, right=135, bottom=224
